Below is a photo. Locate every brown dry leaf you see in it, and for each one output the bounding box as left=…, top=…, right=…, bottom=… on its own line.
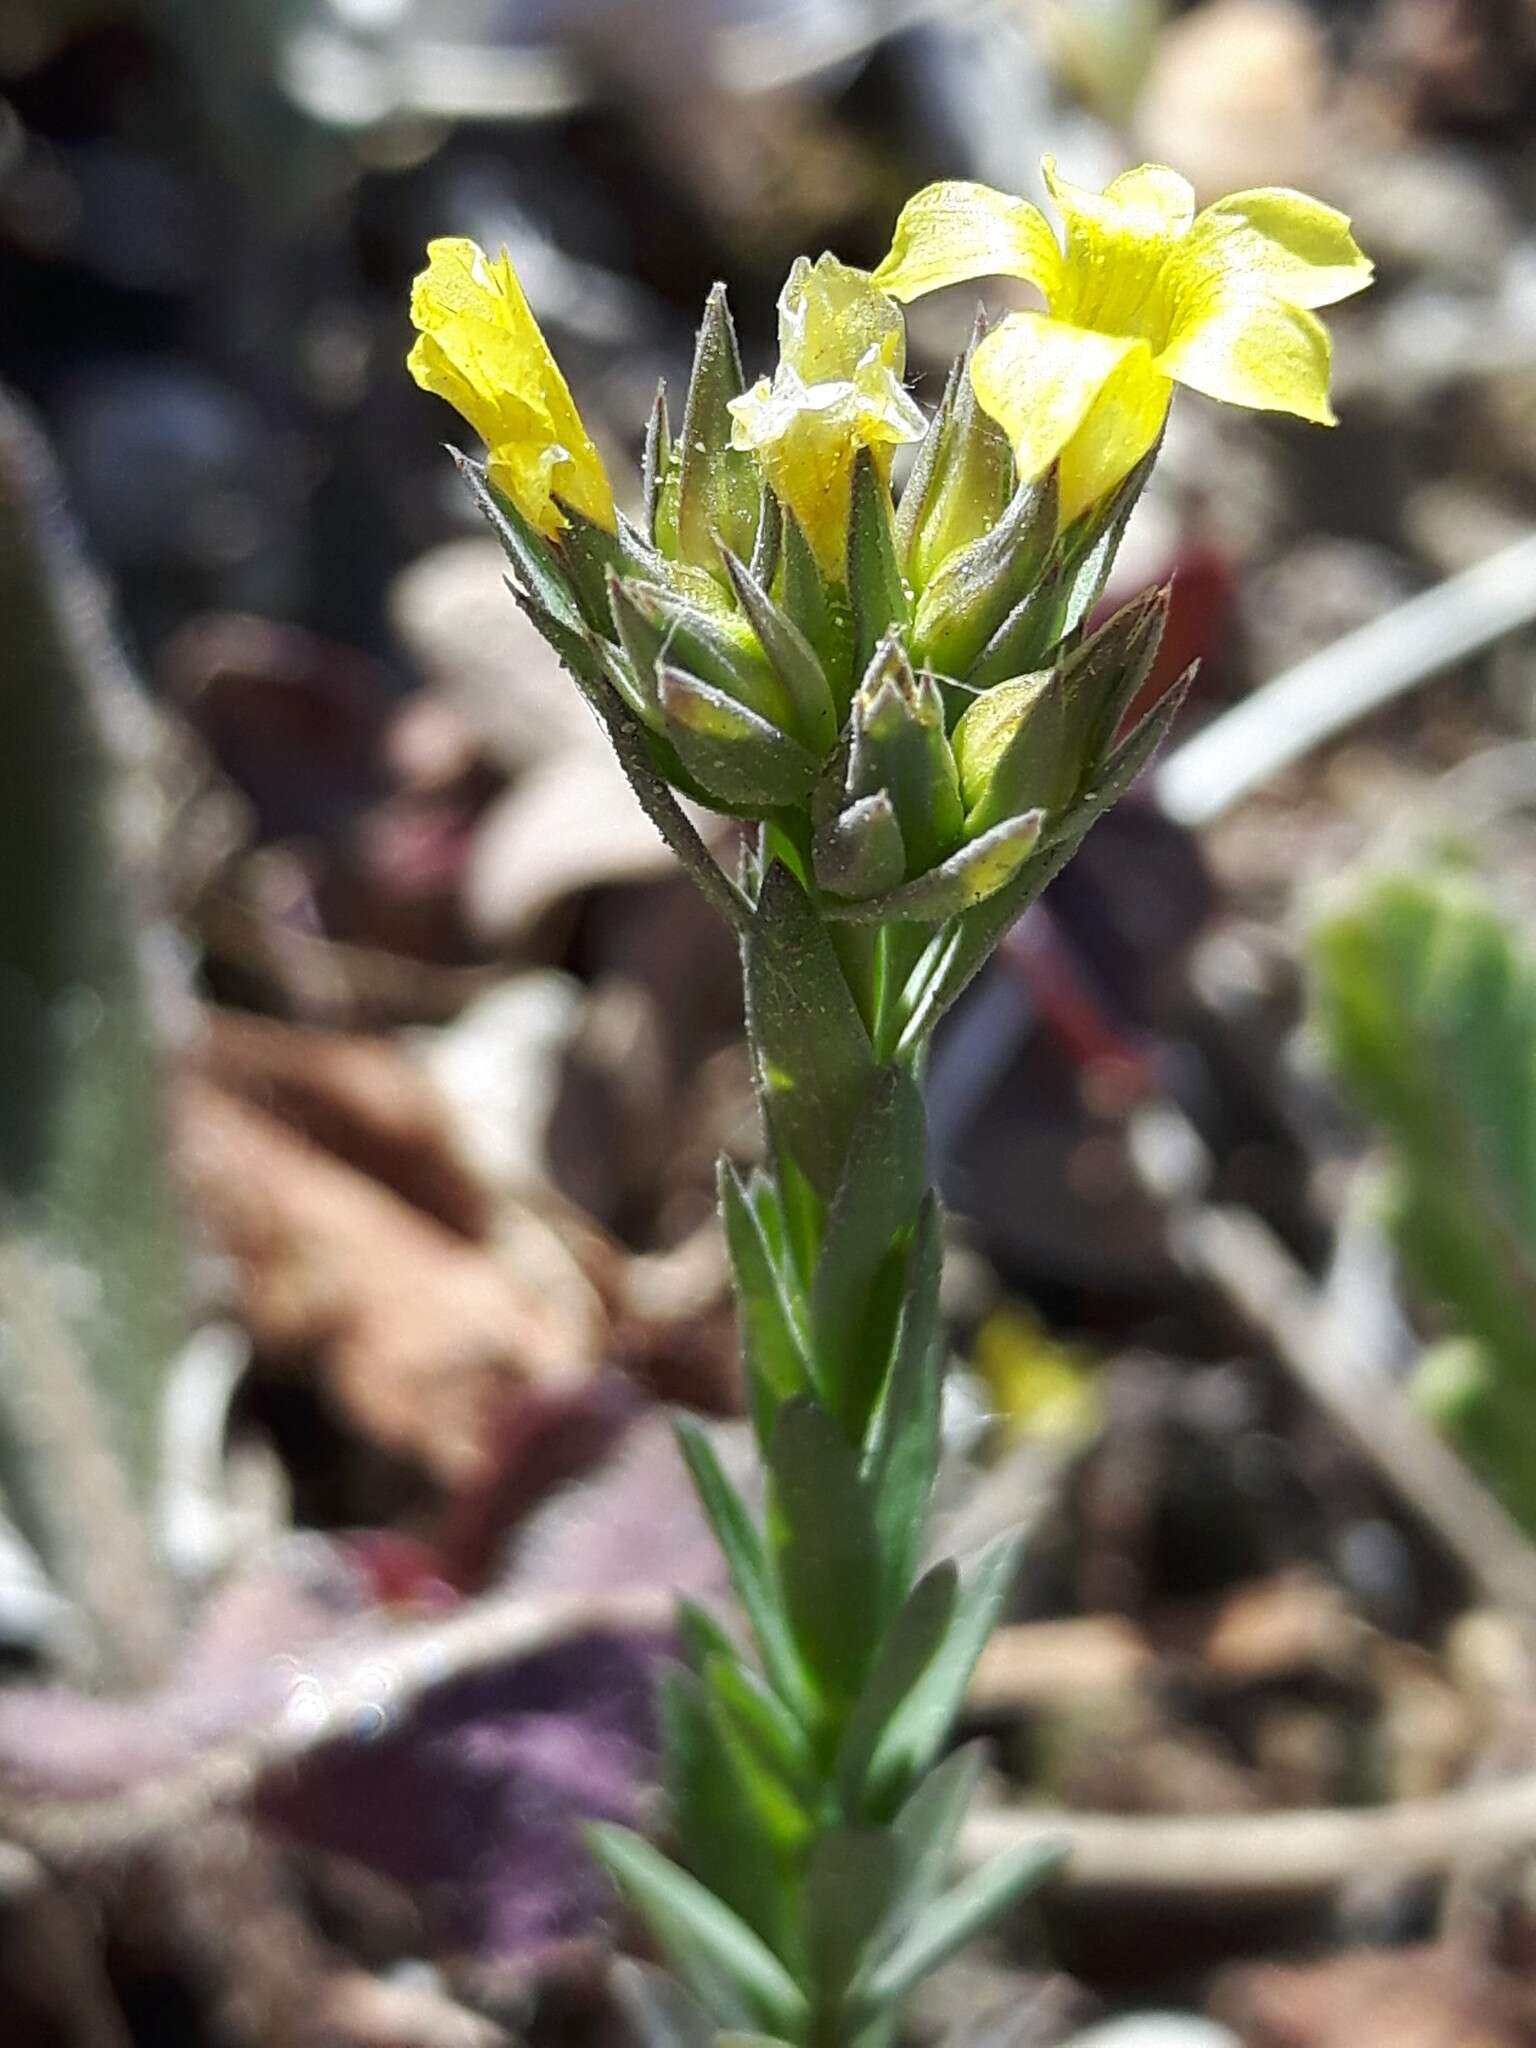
left=194, top=1007, right=492, bottom=1237
left=1212, top=1941, right=1536, bottom=2047
left=173, top=1072, right=593, bottom=1489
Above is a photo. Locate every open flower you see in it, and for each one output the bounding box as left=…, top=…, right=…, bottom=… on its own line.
left=875, top=159, right=1373, bottom=525
left=407, top=237, right=614, bottom=538
left=728, top=254, right=925, bottom=577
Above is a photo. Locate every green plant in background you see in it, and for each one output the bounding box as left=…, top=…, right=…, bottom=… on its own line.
left=1316, top=868, right=1536, bottom=1534
left=410, top=161, right=1370, bottom=2046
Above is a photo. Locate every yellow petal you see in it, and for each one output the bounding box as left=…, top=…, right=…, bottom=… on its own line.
left=873, top=180, right=1060, bottom=305
left=780, top=253, right=907, bottom=383
left=971, top=311, right=1169, bottom=522
left=1103, top=162, right=1197, bottom=235
left=1176, top=188, right=1373, bottom=310
left=1156, top=289, right=1335, bottom=424
left=1058, top=342, right=1173, bottom=524
left=407, top=237, right=614, bottom=537
left=1040, top=156, right=1189, bottom=340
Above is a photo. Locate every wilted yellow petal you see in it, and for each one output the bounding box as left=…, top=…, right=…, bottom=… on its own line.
left=407, top=237, right=614, bottom=537
left=781, top=253, right=907, bottom=382
left=971, top=311, right=1170, bottom=523
left=874, top=180, right=1060, bottom=305
left=730, top=356, right=924, bottom=577
left=1176, top=188, right=1373, bottom=311
left=1157, top=288, right=1335, bottom=423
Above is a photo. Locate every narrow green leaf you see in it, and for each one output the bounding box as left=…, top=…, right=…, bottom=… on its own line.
left=864, top=1194, right=944, bottom=1607
left=745, top=862, right=877, bottom=1205
left=723, top=548, right=838, bottom=756
left=618, top=577, right=797, bottom=732
left=721, top=1159, right=812, bottom=1451
left=767, top=1398, right=884, bottom=1711
left=585, top=1823, right=809, bottom=2038
left=864, top=1532, right=1022, bottom=1811
left=893, top=350, right=961, bottom=576
left=901, top=312, right=1013, bottom=596
left=673, top=1414, right=809, bottom=1714
left=677, top=1596, right=741, bottom=1674
left=1056, top=582, right=1170, bottom=770
left=811, top=1064, right=928, bottom=1435
left=836, top=1563, right=959, bottom=1811
left=705, top=1650, right=819, bottom=1797
left=858, top=1838, right=1065, bottom=2010
left=659, top=666, right=821, bottom=811
left=889, top=1741, right=989, bottom=1925
left=805, top=1827, right=901, bottom=2013
left=662, top=1669, right=804, bottom=1958
left=825, top=812, right=1044, bottom=926
left=847, top=448, right=907, bottom=683
left=781, top=504, right=854, bottom=712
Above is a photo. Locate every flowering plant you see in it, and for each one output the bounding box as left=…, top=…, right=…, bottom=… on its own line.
left=409, top=160, right=1369, bottom=2046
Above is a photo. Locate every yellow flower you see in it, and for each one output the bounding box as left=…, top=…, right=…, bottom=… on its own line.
left=875, top=159, right=1373, bottom=526
left=728, top=254, right=925, bottom=578
left=407, top=237, right=614, bottom=539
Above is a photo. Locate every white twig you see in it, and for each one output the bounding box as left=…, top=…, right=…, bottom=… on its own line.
left=1155, top=533, right=1536, bottom=828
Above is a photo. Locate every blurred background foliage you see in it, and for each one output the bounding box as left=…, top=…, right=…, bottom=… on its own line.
left=4, top=3, right=1536, bottom=2046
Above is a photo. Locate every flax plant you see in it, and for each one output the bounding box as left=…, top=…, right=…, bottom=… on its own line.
left=408, top=165, right=1370, bottom=2046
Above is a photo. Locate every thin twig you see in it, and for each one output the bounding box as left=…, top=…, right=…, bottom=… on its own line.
left=960, top=1769, right=1536, bottom=1899
left=1155, top=532, right=1536, bottom=827
left=1128, top=1100, right=1536, bottom=1620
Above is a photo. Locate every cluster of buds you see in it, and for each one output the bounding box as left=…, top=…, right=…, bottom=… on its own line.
left=409, top=171, right=1368, bottom=1033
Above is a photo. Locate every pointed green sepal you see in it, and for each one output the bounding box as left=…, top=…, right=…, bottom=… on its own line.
left=953, top=670, right=1080, bottom=835
left=901, top=312, right=1013, bottom=597
left=675, top=283, right=760, bottom=574
left=1057, top=581, right=1170, bottom=769
left=824, top=810, right=1044, bottom=925
left=658, top=666, right=820, bottom=811
left=642, top=379, right=671, bottom=544
left=723, top=548, right=838, bottom=756
left=847, top=447, right=908, bottom=683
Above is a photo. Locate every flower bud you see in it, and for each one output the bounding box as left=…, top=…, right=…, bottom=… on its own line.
left=657, top=666, right=819, bottom=812
left=609, top=574, right=796, bottom=738
left=812, top=790, right=907, bottom=900
left=847, top=638, right=963, bottom=877
left=898, top=314, right=1014, bottom=597
left=910, top=466, right=1057, bottom=680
